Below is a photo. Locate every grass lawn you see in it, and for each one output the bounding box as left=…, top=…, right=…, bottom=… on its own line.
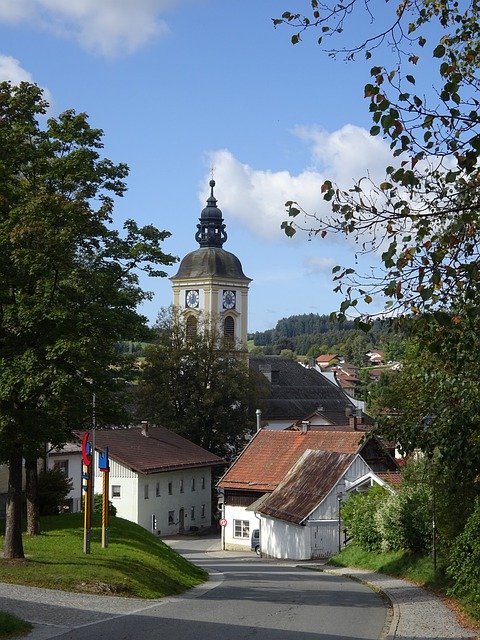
left=330, top=543, right=480, bottom=628
left=0, top=513, right=207, bottom=599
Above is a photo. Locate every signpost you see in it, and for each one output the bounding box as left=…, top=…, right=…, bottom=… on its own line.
left=219, top=518, right=227, bottom=527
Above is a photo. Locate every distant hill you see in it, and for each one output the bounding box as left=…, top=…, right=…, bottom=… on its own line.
left=249, top=313, right=401, bottom=365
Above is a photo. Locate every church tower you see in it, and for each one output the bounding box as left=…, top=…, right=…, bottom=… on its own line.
left=170, top=180, right=252, bottom=350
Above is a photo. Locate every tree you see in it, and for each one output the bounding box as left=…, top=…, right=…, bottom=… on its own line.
left=277, top=1, right=480, bottom=320
left=368, top=310, right=480, bottom=543
left=137, top=309, right=264, bottom=459
left=0, top=82, right=177, bottom=557
left=37, top=468, right=74, bottom=516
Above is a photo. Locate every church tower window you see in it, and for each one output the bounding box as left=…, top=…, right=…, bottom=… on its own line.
left=224, top=316, right=235, bottom=341
left=186, top=315, right=197, bottom=341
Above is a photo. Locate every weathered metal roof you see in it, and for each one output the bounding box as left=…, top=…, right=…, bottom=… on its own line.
left=258, top=450, right=355, bottom=525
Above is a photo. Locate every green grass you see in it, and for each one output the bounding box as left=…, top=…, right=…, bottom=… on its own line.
left=0, top=612, right=32, bottom=638
left=0, top=513, right=207, bottom=599
left=330, top=543, right=480, bottom=626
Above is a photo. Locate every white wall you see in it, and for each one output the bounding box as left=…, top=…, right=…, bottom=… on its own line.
left=260, top=515, right=310, bottom=560
left=223, top=504, right=260, bottom=551
left=136, top=467, right=212, bottom=536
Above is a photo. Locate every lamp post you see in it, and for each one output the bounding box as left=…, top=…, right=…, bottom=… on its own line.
left=337, top=493, right=343, bottom=554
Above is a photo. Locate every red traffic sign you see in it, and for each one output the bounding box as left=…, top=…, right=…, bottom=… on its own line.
left=219, top=518, right=227, bottom=527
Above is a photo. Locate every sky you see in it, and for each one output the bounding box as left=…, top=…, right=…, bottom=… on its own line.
left=0, top=0, right=403, bottom=333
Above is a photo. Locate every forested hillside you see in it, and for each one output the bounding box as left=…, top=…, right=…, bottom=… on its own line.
left=249, top=313, right=403, bottom=365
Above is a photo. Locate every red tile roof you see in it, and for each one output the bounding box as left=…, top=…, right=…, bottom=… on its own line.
left=377, top=471, right=403, bottom=487
left=78, top=426, right=224, bottom=475
left=218, top=429, right=365, bottom=492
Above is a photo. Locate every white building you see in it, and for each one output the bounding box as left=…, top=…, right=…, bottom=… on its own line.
left=49, top=424, right=224, bottom=536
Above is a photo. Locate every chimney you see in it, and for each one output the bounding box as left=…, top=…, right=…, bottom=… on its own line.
left=300, top=420, right=310, bottom=433
left=256, top=409, right=262, bottom=432
left=349, top=415, right=358, bottom=430
left=141, top=420, right=149, bottom=437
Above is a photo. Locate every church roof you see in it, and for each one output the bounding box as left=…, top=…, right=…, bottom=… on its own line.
left=171, top=246, right=250, bottom=281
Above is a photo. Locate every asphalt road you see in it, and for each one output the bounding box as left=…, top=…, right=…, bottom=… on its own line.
left=0, top=536, right=388, bottom=640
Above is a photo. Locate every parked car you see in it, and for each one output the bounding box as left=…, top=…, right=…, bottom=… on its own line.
left=251, top=528, right=261, bottom=555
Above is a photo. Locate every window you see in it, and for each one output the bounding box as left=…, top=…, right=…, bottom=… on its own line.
left=168, top=510, right=175, bottom=525
left=180, top=479, right=184, bottom=493
left=156, top=482, right=161, bottom=497
left=201, top=476, right=206, bottom=490
left=151, top=515, right=157, bottom=531
left=191, top=506, right=195, bottom=520
left=186, top=315, right=197, bottom=341
left=112, top=485, right=121, bottom=498
left=234, top=519, right=250, bottom=539
left=54, top=460, right=69, bottom=476
left=191, top=478, right=196, bottom=491
left=224, top=316, right=235, bottom=340
left=168, top=481, right=172, bottom=495
left=144, top=484, right=149, bottom=499
left=201, top=504, right=206, bottom=519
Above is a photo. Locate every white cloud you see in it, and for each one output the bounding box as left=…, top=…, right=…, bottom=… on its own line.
left=303, top=256, right=336, bottom=276
left=0, top=54, right=33, bottom=83
left=0, top=54, right=53, bottom=105
left=202, top=124, right=394, bottom=241
left=0, top=0, right=178, bottom=57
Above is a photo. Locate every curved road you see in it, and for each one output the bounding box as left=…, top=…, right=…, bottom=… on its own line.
left=0, top=536, right=387, bottom=640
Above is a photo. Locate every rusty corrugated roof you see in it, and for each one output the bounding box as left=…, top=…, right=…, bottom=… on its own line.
left=218, top=429, right=364, bottom=491
left=258, top=450, right=355, bottom=525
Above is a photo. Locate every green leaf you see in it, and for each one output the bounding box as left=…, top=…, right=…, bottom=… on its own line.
left=370, top=125, right=380, bottom=136
left=433, top=44, right=446, bottom=58
left=406, top=75, right=416, bottom=84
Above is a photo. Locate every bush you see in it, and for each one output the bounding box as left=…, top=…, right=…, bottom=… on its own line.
left=38, top=469, right=73, bottom=515
left=93, top=493, right=117, bottom=516
left=342, top=486, right=388, bottom=552
left=447, top=496, right=480, bottom=605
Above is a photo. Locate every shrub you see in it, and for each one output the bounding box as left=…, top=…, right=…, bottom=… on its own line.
left=342, top=486, right=388, bottom=552
left=447, top=496, right=480, bottom=605
left=93, top=493, right=117, bottom=516
left=38, top=469, right=73, bottom=515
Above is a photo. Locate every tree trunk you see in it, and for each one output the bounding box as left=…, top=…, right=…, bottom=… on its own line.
left=25, top=458, right=40, bottom=535
left=4, top=454, right=25, bottom=559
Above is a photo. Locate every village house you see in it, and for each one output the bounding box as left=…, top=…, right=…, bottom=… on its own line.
left=49, top=424, right=224, bottom=536
left=217, top=427, right=399, bottom=558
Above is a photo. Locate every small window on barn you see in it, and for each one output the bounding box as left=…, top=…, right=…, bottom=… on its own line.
left=168, top=481, right=173, bottom=495
left=224, top=316, right=234, bottom=341
left=168, top=510, right=175, bottom=525
left=112, top=485, right=121, bottom=499
left=156, top=482, right=161, bottom=497
left=201, top=504, right=206, bottom=518
left=144, top=484, right=149, bottom=499
left=191, top=477, right=196, bottom=491
left=186, top=315, right=198, bottom=341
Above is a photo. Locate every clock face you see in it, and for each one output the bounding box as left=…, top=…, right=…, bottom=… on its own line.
left=185, top=289, right=199, bottom=308
left=223, top=290, right=236, bottom=310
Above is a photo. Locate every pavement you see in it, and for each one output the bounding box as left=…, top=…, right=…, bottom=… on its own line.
left=321, top=565, right=478, bottom=640
left=1, top=538, right=477, bottom=640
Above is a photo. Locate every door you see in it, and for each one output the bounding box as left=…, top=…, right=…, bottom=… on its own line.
left=310, top=523, right=337, bottom=558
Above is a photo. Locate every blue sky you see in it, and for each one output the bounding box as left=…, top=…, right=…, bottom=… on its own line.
left=0, top=0, right=402, bottom=332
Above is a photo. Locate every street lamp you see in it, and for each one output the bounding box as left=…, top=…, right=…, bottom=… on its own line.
left=337, top=493, right=343, bottom=554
